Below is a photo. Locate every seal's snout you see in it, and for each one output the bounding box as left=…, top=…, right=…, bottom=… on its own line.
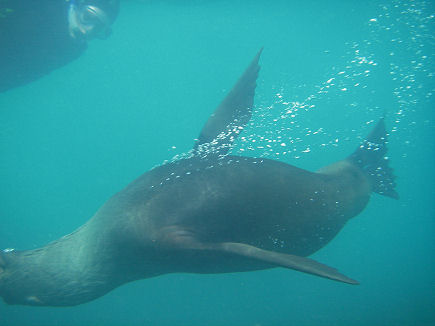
left=0, top=251, right=6, bottom=304
left=0, top=251, right=5, bottom=274
left=0, top=249, right=13, bottom=277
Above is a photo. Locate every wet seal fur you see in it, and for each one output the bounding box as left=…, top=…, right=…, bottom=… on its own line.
left=0, top=49, right=398, bottom=306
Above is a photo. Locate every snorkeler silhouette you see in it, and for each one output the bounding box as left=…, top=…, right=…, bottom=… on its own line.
left=0, top=0, right=119, bottom=93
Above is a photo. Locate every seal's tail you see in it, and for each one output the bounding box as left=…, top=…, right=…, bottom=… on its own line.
left=348, top=118, right=399, bottom=199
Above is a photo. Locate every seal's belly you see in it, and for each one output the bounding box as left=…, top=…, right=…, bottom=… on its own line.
left=197, top=189, right=348, bottom=257
left=146, top=163, right=353, bottom=257
left=122, top=156, right=368, bottom=257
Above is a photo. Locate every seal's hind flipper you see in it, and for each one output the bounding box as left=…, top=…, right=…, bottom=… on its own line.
left=215, top=242, right=359, bottom=285
left=348, top=118, right=398, bottom=199
left=193, top=48, right=263, bottom=156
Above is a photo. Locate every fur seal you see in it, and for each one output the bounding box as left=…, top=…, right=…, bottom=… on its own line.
left=0, top=49, right=397, bottom=306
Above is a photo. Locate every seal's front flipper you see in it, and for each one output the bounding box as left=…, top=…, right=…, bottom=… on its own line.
left=193, top=48, right=263, bottom=156
left=158, top=228, right=357, bottom=284
left=215, top=242, right=359, bottom=285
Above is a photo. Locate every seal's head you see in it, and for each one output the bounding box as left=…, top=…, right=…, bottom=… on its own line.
left=68, top=0, right=120, bottom=40
left=0, top=249, right=12, bottom=304
left=0, top=249, right=38, bottom=306
left=0, top=251, right=5, bottom=274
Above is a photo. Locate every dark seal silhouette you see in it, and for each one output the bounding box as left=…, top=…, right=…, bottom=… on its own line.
left=0, top=49, right=398, bottom=306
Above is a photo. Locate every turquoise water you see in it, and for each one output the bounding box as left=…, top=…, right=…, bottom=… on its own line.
left=0, top=0, right=434, bottom=325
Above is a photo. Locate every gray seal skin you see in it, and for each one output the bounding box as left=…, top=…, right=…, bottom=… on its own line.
left=0, top=49, right=398, bottom=307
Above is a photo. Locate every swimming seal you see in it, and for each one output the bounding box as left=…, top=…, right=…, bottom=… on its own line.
left=0, top=49, right=397, bottom=306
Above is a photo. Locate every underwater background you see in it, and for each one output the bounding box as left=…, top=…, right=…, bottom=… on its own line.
left=0, top=0, right=434, bottom=325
